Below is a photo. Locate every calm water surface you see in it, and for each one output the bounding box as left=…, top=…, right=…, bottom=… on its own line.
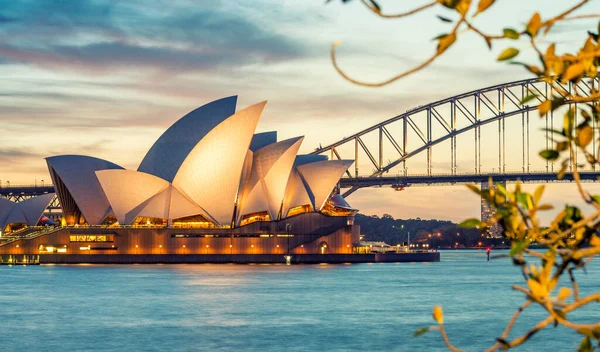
left=1, top=250, right=599, bottom=351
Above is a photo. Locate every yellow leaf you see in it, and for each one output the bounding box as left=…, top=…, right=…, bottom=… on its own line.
left=591, top=235, right=600, bottom=247
left=562, top=63, right=585, bottom=83
left=455, top=0, right=470, bottom=15
left=583, top=37, right=595, bottom=53
left=527, top=279, right=548, bottom=299
left=529, top=264, right=539, bottom=277
left=433, top=306, right=444, bottom=324
left=526, top=12, right=542, bottom=37
left=533, top=185, right=544, bottom=204
left=576, top=124, right=593, bottom=147
left=539, top=99, right=552, bottom=116
left=552, top=59, right=565, bottom=76
left=557, top=287, right=572, bottom=301
left=437, top=33, right=456, bottom=54
left=475, top=0, right=495, bottom=16
left=545, top=43, right=556, bottom=58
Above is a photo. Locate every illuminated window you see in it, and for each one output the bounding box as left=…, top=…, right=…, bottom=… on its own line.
left=69, top=235, right=113, bottom=242
left=172, top=214, right=215, bottom=229
left=132, top=216, right=167, bottom=228
left=287, top=205, right=311, bottom=217
left=239, top=211, right=270, bottom=226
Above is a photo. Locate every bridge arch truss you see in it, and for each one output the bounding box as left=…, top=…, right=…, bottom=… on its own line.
left=311, top=76, right=600, bottom=196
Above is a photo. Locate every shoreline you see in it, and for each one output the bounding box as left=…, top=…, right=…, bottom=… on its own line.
left=0, top=252, right=440, bottom=265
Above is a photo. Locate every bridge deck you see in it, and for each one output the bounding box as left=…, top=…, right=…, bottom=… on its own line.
left=339, top=172, right=600, bottom=188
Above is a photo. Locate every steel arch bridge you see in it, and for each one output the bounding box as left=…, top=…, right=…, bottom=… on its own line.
left=311, top=76, right=600, bottom=197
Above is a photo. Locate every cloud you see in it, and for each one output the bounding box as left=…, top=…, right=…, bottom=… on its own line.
left=0, top=1, right=311, bottom=74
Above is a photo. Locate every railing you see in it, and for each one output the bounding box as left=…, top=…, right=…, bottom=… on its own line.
left=0, top=226, right=64, bottom=246
left=0, top=184, right=54, bottom=189
left=341, top=170, right=600, bottom=179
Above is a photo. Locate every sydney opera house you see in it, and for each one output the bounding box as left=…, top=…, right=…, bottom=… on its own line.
left=0, top=96, right=361, bottom=263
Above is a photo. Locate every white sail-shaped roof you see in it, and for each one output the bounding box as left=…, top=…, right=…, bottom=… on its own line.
left=46, top=155, right=124, bottom=225
left=237, top=137, right=304, bottom=222
left=134, top=186, right=171, bottom=221
left=138, top=96, right=237, bottom=182
left=168, top=186, right=208, bottom=220
left=0, top=198, right=16, bottom=230
left=297, top=160, right=354, bottom=211
left=18, top=193, right=55, bottom=226
left=173, top=101, right=266, bottom=225
left=96, top=170, right=170, bottom=224
left=5, top=207, right=27, bottom=225
left=281, top=168, right=312, bottom=217
left=0, top=194, right=54, bottom=230
left=133, top=185, right=209, bottom=223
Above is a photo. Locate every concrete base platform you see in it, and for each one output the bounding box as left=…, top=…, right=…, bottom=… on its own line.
left=37, top=252, right=440, bottom=264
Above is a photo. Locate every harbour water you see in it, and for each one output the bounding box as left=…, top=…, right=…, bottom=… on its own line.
left=1, top=250, right=598, bottom=351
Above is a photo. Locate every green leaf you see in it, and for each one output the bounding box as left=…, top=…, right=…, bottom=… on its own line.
left=510, top=240, right=528, bottom=257
left=466, top=184, right=482, bottom=195
left=539, top=150, right=560, bottom=161
left=592, top=195, right=600, bottom=205
left=497, top=48, right=520, bottom=61
left=496, top=183, right=509, bottom=196
left=578, top=336, right=593, bottom=352
left=520, top=94, right=538, bottom=105
left=503, top=28, right=520, bottom=40
left=459, top=218, right=482, bottom=228
left=414, top=327, right=430, bottom=337
left=564, top=108, right=575, bottom=136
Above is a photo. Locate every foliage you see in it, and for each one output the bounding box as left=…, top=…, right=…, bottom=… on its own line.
left=331, top=0, right=600, bottom=350
left=354, top=213, right=495, bottom=248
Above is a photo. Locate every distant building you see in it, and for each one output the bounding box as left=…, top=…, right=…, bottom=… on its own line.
left=481, top=182, right=505, bottom=238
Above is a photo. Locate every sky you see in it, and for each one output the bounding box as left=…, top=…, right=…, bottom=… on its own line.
left=1, top=0, right=599, bottom=223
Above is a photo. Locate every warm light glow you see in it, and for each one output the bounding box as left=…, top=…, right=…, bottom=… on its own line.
left=276, top=245, right=279, bottom=247
left=206, top=245, right=209, bottom=248
left=251, top=245, right=254, bottom=248
left=229, top=244, right=232, bottom=247
left=16, top=245, right=19, bottom=248
left=80, top=246, right=91, bottom=251
left=159, top=245, right=162, bottom=248
left=183, top=245, right=186, bottom=248
left=135, top=245, right=138, bottom=248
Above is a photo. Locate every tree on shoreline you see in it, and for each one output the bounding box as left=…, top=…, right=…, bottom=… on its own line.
left=330, top=1, right=600, bottom=350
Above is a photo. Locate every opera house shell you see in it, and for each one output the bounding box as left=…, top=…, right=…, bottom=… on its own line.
left=0, top=97, right=360, bottom=262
